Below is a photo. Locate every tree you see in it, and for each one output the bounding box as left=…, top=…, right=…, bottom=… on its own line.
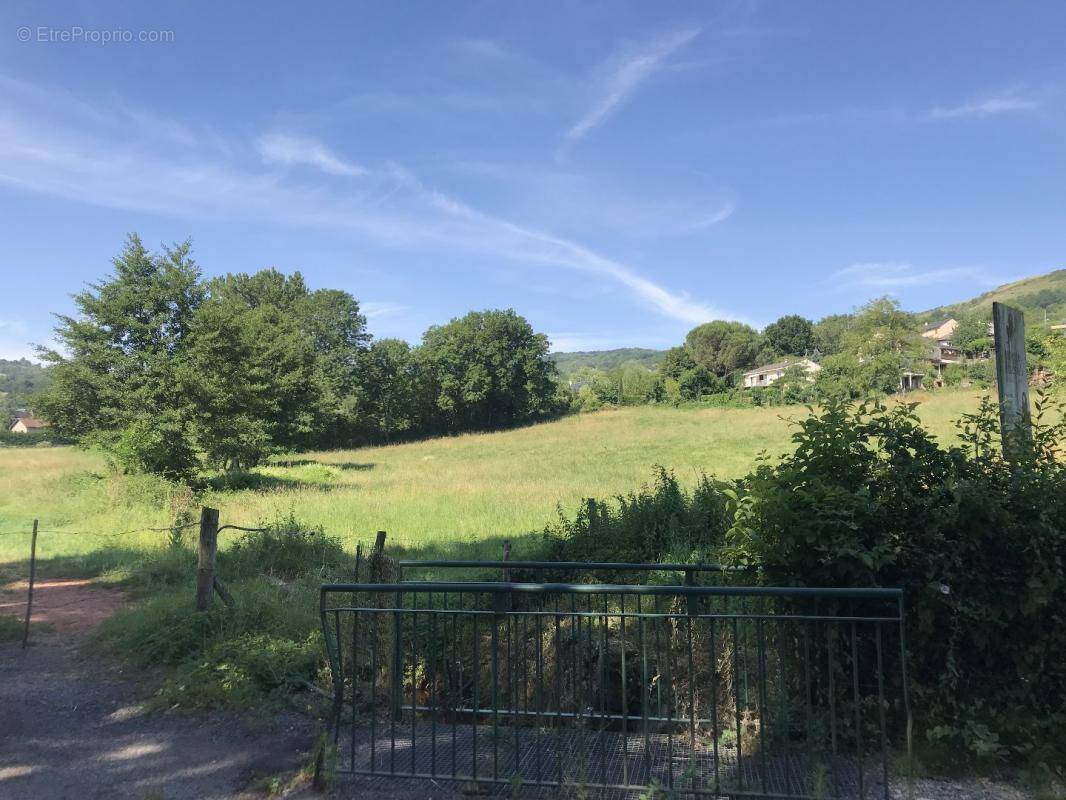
left=36, top=234, right=204, bottom=478
left=683, top=320, right=761, bottom=376
left=352, top=338, right=423, bottom=442
left=812, top=314, right=852, bottom=357
left=296, top=287, right=369, bottom=443
left=660, top=346, right=696, bottom=380
left=199, top=270, right=370, bottom=450
left=763, top=314, right=814, bottom=356
left=951, top=313, right=992, bottom=358
left=845, top=297, right=924, bottom=359
left=417, top=309, right=559, bottom=432
left=815, top=352, right=903, bottom=399
left=178, top=286, right=323, bottom=470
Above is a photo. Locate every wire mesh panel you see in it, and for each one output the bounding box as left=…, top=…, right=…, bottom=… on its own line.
left=321, top=582, right=910, bottom=799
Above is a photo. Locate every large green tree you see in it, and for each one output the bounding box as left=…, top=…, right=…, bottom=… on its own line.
left=683, top=320, right=761, bottom=376
left=417, top=309, right=559, bottom=431
left=844, top=297, right=924, bottom=359
left=812, top=314, right=852, bottom=357
left=178, top=284, right=323, bottom=470
left=37, top=235, right=204, bottom=478
left=762, top=314, right=814, bottom=356
left=351, top=338, right=424, bottom=443
left=951, top=312, right=992, bottom=358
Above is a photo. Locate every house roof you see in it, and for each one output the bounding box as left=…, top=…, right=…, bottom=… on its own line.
left=743, top=359, right=817, bottom=377
left=12, top=416, right=48, bottom=429
left=922, top=318, right=956, bottom=332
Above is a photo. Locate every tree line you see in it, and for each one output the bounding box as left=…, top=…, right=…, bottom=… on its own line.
left=37, top=236, right=562, bottom=478
left=567, top=298, right=1066, bottom=411
left=567, top=299, right=931, bottom=409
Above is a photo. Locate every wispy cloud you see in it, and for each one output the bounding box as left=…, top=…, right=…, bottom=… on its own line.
left=0, top=77, right=735, bottom=328
left=256, top=132, right=366, bottom=176
left=564, top=28, right=700, bottom=146
left=834, top=262, right=1004, bottom=289
left=362, top=301, right=410, bottom=319
left=926, top=88, right=1040, bottom=121
left=687, top=203, right=736, bottom=231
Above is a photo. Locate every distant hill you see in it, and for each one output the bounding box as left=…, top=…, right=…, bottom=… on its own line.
left=919, top=268, right=1066, bottom=327
left=0, top=358, right=49, bottom=421
left=548, top=347, right=666, bottom=376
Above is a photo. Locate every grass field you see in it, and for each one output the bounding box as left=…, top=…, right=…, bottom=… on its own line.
left=0, top=390, right=987, bottom=569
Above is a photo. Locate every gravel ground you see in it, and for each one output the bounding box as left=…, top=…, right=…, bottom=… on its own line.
left=0, top=579, right=315, bottom=800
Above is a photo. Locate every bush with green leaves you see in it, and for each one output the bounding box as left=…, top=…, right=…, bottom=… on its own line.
left=158, top=631, right=323, bottom=710
left=722, top=395, right=1066, bottom=764
left=542, top=467, right=729, bottom=566
left=219, top=515, right=349, bottom=580
left=97, top=516, right=348, bottom=710
left=0, top=429, right=73, bottom=447
left=542, top=395, right=1066, bottom=766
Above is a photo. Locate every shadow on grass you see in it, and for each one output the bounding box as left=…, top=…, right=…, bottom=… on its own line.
left=271, top=458, right=375, bottom=471
left=205, top=471, right=340, bottom=493
left=0, top=530, right=563, bottom=590
left=0, top=544, right=197, bottom=588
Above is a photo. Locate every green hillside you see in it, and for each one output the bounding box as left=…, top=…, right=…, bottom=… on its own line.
left=919, top=268, right=1066, bottom=327
left=0, top=358, right=49, bottom=421
left=548, top=347, right=665, bottom=375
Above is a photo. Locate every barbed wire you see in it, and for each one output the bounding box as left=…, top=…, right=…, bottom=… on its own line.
left=0, top=521, right=265, bottom=538
left=215, top=524, right=268, bottom=534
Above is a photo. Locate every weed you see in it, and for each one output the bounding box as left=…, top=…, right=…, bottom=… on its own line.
left=0, top=614, right=24, bottom=642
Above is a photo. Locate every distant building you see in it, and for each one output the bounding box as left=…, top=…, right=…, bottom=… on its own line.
left=742, top=358, right=821, bottom=389
left=9, top=416, right=48, bottom=434
left=921, top=319, right=958, bottom=341
left=899, top=371, right=924, bottom=392
left=928, top=344, right=962, bottom=374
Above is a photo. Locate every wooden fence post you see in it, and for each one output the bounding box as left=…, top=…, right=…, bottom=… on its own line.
left=992, top=301, right=1032, bottom=458
left=21, top=519, right=38, bottom=648
left=502, top=539, right=512, bottom=582
left=196, top=507, right=220, bottom=612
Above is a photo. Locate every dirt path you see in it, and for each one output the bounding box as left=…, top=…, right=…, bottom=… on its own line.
left=0, top=579, right=315, bottom=800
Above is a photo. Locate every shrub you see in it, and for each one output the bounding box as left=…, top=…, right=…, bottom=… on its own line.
left=218, top=514, right=348, bottom=580
left=542, top=467, right=729, bottom=566
left=158, top=631, right=322, bottom=709
left=0, top=429, right=73, bottom=447
left=722, top=395, right=1066, bottom=763
left=541, top=396, right=1066, bottom=765
left=98, top=573, right=325, bottom=710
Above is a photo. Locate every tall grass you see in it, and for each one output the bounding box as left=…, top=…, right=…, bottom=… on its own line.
left=0, top=391, right=987, bottom=569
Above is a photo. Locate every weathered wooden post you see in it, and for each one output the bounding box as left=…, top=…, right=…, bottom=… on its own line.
left=21, top=519, right=38, bottom=648
left=196, top=507, right=220, bottom=612
left=502, top=539, right=512, bottom=582
left=992, top=302, right=1032, bottom=458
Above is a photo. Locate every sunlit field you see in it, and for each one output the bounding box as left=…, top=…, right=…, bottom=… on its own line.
left=0, top=390, right=987, bottom=567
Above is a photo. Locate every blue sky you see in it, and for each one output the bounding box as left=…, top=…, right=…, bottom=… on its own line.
left=1, top=1, right=1064, bottom=359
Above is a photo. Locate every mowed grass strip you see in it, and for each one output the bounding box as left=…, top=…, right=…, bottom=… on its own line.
left=0, top=391, right=986, bottom=564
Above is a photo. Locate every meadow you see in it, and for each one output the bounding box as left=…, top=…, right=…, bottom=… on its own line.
left=0, top=390, right=986, bottom=570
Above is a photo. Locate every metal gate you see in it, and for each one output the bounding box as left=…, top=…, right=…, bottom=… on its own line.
left=321, top=580, right=910, bottom=798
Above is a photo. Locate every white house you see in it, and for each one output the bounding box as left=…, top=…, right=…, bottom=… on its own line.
left=742, top=358, right=821, bottom=389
